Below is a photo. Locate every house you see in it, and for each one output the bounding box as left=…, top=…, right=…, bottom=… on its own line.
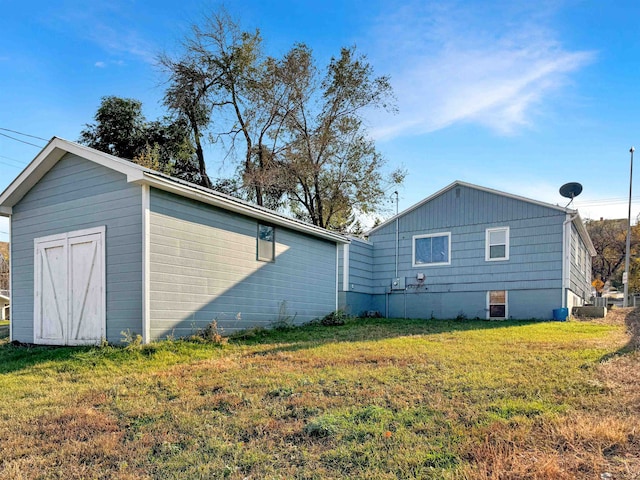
left=0, top=293, right=8, bottom=321
left=0, top=242, right=9, bottom=321
left=0, top=137, right=347, bottom=345
left=339, top=181, right=595, bottom=320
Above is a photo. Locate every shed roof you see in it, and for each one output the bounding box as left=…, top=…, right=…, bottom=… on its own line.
left=0, top=137, right=348, bottom=244
left=369, top=180, right=596, bottom=256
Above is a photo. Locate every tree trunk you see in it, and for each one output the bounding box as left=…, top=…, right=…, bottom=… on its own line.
left=192, top=122, right=212, bottom=188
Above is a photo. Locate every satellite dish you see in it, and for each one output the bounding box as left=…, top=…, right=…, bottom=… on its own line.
left=559, top=182, right=583, bottom=207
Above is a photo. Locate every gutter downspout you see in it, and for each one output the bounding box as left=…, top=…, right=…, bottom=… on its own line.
left=562, top=213, right=579, bottom=309
left=142, top=184, right=151, bottom=344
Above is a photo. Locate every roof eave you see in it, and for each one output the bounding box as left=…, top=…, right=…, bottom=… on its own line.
left=572, top=213, right=597, bottom=256
left=0, top=136, right=347, bottom=244
left=135, top=173, right=349, bottom=244
left=0, top=137, right=148, bottom=210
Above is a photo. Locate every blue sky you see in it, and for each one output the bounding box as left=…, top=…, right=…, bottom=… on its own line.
left=2, top=0, right=640, bottom=242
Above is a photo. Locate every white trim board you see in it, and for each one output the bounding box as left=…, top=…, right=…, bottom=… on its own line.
left=142, top=185, right=151, bottom=344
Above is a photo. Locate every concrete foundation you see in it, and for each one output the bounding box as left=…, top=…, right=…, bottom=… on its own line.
left=572, top=306, right=607, bottom=318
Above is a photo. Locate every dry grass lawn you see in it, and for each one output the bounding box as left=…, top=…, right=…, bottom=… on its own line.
left=0, top=310, right=638, bottom=479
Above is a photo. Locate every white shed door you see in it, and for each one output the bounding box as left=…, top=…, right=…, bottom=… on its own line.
left=34, top=227, right=105, bottom=345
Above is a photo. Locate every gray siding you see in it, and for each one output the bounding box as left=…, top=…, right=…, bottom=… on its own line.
left=382, top=288, right=559, bottom=320
left=338, top=292, right=374, bottom=316
left=148, top=189, right=337, bottom=339
left=338, top=238, right=374, bottom=293
left=368, top=185, right=564, bottom=295
left=11, top=153, right=142, bottom=343
left=569, top=223, right=592, bottom=300
left=345, top=185, right=568, bottom=319
left=338, top=239, right=375, bottom=315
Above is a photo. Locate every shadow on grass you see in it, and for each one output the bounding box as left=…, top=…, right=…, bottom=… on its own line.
left=0, top=317, right=543, bottom=374
left=230, top=317, right=540, bottom=355
left=0, top=341, right=99, bottom=374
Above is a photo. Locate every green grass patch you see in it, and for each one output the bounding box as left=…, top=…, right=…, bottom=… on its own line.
left=0, top=316, right=635, bottom=479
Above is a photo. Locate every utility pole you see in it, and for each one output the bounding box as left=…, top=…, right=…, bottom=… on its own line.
left=623, top=146, right=634, bottom=307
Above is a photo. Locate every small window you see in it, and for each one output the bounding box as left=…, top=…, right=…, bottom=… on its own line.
left=486, top=227, right=509, bottom=261
left=257, top=223, right=275, bottom=262
left=488, top=290, right=508, bottom=319
left=413, top=233, right=451, bottom=267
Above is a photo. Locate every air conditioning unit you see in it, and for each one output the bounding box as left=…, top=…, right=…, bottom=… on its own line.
left=391, top=277, right=405, bottom=290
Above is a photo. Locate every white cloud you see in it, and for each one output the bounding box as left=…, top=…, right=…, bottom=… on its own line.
left=368, top=1, right=595, bottom=139
left=94, top=61, right=106, bottom=68
left=49, top=6, right=156, bottom=64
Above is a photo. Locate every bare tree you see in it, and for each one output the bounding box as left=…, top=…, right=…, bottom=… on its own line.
left=283, top=46, right=405, bottom=229
left=160, top=10, right=404, bottom=228
left=586, top=218, right=640, bottom=288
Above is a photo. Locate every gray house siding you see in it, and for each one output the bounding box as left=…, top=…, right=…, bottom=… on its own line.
left=569, top=223, right=592, bottom=301
left=148, top=189, right=337, bottom=339
left=371, top=186, right=564, bottom=287
left=338, top=239, right=375, bottom=315
left=345, top=185, right=568, bottom=320
left=10, top=153, right=142, bottom=343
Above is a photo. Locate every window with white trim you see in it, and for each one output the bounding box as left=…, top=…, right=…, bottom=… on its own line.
left=485, top=227, right=509, bottom=261
left=413, top=232, right=451, bottom=267
left=487, top=290, right=508, bottom=319
left=257, top=223, right=275, bottom=262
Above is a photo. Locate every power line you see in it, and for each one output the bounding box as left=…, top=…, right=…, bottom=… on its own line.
left=0, top=132, right=44, bottom=148
left=0, top=127, right=48, bottom=142
left=0, top=155, right=29, bottom=168
left=0, top=160, right=26, bottom=169
left=0, top=154, right=28, bottom=164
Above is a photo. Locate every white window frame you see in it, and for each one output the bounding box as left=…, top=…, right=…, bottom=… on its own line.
left=257, top=223, right=275, bottom=262
left=487, top=290, right=508, bottom=320
left=485, top=226, right=510, bottom=261
left=412, top=232, right=451, bottom=267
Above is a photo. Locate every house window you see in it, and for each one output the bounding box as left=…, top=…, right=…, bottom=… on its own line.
left=488, top=290, right=508, bottom=319
left=413, top=233, right=451, bottom=267
left=257, top=223, right=275, bottom=262
left=485, top=227, right=509, bottom=261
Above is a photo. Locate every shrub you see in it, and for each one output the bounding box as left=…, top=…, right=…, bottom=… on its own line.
left=120, top=329, right=142, bottom=349
left=321, top=310, right=350, bottom=326
left=190, top=320, right=228, bottom=345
